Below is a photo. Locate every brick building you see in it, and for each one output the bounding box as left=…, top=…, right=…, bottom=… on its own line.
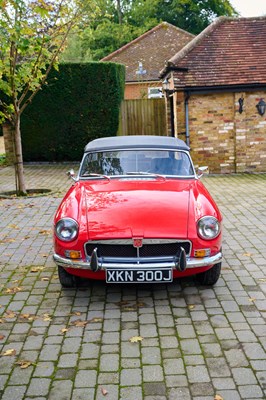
left=160, top=17, right=266, bottom=173
left=102, top=22, right=194, bottom=100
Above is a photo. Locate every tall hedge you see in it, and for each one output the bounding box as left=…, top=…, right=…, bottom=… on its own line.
left=21, top=62, right=125, bottom=161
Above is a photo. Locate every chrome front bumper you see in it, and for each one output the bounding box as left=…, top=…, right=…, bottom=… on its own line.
left=53, top=252, right=222, bottom=271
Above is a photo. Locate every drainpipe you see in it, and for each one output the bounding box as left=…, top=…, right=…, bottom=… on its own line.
left=185, top=93, right=190, bottom=147
left=170, top=96, right=175, bottom=137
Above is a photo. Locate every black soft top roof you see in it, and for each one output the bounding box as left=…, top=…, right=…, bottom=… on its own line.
left=84, top=135, right=190, bottom=152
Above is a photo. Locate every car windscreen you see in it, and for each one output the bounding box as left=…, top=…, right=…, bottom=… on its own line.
left=79, top=150, right=194, bottom=177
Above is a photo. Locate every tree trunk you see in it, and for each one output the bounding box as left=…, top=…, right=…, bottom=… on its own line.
left=117, top=0, right=122, bottom=25
left=14, top=113, right=27, bottom=195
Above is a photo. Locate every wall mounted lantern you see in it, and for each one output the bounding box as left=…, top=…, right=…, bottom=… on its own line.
left=162, top=77, right=178, bottom=97
left=238, top=97, right=244, bottom=114
left=256, top=98, right=266, bottom=116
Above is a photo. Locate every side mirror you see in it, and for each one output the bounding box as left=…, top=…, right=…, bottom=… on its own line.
left=66, top=169, right=77, bottom=182
left=197, top=166, right=209, bottom=178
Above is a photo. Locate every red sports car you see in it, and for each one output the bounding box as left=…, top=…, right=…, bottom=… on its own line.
left=53, top=136, right=222, bottom=287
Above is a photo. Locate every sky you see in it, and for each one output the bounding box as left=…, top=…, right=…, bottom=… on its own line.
left=229, top=0, right=266, bottom=17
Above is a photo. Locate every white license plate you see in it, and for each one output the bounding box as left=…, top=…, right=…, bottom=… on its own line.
left=106, top=268, right=173, bottom=283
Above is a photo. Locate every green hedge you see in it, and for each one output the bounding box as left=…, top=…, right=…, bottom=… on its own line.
left=21, top=62, right=125, bottom=161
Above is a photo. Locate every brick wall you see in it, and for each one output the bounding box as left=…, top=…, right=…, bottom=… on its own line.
left=175, top=91, right=266, bottom=173
left=125, top=82, right=162, bottom=100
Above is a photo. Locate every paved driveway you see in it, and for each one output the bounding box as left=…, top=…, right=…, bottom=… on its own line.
left=0, top=165, right=265, bottom=400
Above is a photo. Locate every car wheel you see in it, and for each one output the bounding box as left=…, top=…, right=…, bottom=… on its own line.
left=197, top=262, right=221, bottom=286
left=58, top=266, right=77, bottom=288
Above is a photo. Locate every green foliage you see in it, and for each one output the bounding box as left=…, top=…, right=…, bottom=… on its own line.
left=21, top=63, right=125, bottom=161
left=0, top=0, right=82, bottom=123
left=64, top=0, right=237, bottom=60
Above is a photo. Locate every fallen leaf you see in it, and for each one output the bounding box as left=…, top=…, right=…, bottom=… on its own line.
left=214, top=395, right=224, bottom=400
left=0, top=335, right=5, bottom=340
left=41, top=277, right=50, bottom=281
left=258, top=278, right=266, bottom=282
left=5, top=287, right=22, bottom=294
left=116, top=301, right=130, bottom=307
left=30, top=267, right=44, bottom=273
left=72, top=319, right=89, bottom=328
left=39, top=229, right=52, bottom=235
left=249, top=298, right=256, bottom=302
left=8, top=224, right=19, bottom=230
left=2, top=349, right=16, bottom=356
left=15, top=360, right=32, bottom=369
left=123, top=307, right=137, bottom=311
left=188, top=305, right=195, bottom=310
left=0, top=319, right=5, bottom=324
left=60, top=328, right=69, bottom=334
left=20, top=314, right=36, bottom=321
left=28, top=330, right=39, bottom=336
left=243, top=252, right=252, bottom=257
left=42, top=314, right=52, bottom=322
left=90, top=317, right=103, bottom=323
left=69, top=312, right=81, bottom=316
left=129, top=336, right=143, bottom=343
left=101, top=387, right=108, bottom=396
left=4, top=311, right=17, bottom=319
left=137, top=302, right=146, bottom=308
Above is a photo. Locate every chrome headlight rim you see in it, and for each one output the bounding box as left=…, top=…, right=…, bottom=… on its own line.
left=55, top=217, right=79, bottom=242
left=197, top=216, right=221, bottom=240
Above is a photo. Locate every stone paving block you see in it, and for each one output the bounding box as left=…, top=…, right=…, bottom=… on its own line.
left=120, top=368, right=142, bottom=385
left=75, top=369, right=97, bottom=387
left=180, top=339, right=201, bottom=355
left=99, top=354, right=119, bottom=372
left=1, top=385, right=27, bottom=400
left=142, top=346, right=161, bottom=364
left=186, top=365, right=210, bottom=383
left=163, top=358, right=185, bottom=374
left=26, top=378, right=51, bottom=396
left=95, top=384, right=119, bottom=400
left=206, top=357, right=231, bottom=377
left=232, top=367, right=258, bottom=385
left=98, top=372, right=119, bottom=384
left=238, top=385, right=264, bottom=399
left=143, top=365, right=164, bottom=382
left=168, top=387, right=191, bottom=400
left=120, top=386, right=143, bottom=400
left=49, top=380, right=73, bottom=400
left=144, top=382, right=166, bottom=396
left=72, top=388, right=95, bottom=400
left=190, top=382, right=214, bottom=397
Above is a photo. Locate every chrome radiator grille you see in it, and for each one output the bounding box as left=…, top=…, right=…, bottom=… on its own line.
left=85, top=239, right=191, bottom=259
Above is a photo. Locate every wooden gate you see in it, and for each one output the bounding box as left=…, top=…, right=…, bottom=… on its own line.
left=117, top=98, right=166, bottom=136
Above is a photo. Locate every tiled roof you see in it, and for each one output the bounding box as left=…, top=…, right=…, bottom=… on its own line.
left=101, top=22, right=194, bottom=82
left=161, top=16, right=266, bottom=89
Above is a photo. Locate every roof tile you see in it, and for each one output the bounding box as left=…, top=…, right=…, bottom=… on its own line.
left=102, top=22, right=194, bottom=82
left=163, top=17, right=266, bottom=88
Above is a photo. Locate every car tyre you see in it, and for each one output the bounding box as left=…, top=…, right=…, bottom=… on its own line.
left=58, top=266, right=77, bottom=288
left=197, top=262, right=221, bottom=286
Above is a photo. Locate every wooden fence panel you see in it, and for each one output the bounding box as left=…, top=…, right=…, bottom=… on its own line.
left=117, top=98, right=166, bottom=136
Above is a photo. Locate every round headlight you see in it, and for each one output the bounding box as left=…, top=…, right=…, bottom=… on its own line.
left=197, top=216, right=220, bottom=240
left=55, top=218, right=78, bottom=242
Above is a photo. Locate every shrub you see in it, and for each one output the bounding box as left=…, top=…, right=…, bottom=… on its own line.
left=21, top=62, right=125, bottom=161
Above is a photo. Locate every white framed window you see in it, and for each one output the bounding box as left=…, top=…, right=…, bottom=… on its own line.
left=148, top=87, right=163, bottom=99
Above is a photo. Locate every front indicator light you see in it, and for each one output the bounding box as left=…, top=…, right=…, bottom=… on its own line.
left=65, top=250, right=81, bottom=259
left=194, top=249, right=211, bottom=258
